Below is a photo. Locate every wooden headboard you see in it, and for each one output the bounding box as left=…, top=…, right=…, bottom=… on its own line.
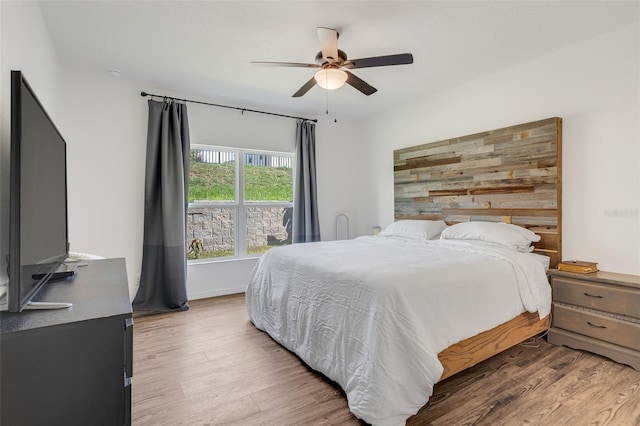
left=393, top=117, right=562, bottom=267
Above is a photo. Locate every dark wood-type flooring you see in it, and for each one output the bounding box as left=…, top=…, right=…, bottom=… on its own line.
left=133, top=294, right=640, bottom=425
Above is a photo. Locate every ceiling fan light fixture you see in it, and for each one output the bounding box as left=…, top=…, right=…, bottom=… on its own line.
left=314, top=68, right=347, bottom=90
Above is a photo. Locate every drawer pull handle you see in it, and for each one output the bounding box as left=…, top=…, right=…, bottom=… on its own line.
left=587, top=321, right=607, bottom=329
left=583, top=293, right=603, bottom=299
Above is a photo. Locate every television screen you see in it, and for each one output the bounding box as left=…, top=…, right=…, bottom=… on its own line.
left=9, top=70, right=69, bottom=312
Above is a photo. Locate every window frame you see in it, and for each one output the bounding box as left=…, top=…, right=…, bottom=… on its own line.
left=188, top=144, right=294, bottom=263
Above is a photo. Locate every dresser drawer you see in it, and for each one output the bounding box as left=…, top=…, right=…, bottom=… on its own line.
left=552, top=277, right=640, bottom=318
left=553, top=304, right=640, bottom=352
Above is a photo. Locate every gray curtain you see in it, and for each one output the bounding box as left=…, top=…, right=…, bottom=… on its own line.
left=293, top=120, right=321, bottom=243
left=133, top=100, right=190, bottom=312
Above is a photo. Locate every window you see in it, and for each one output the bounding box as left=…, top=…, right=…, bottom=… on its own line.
left=187, top=146, right=294, bottom=261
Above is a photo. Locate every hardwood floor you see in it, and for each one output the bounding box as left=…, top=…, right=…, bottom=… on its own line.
left=133, top=294, right=640, bottom=425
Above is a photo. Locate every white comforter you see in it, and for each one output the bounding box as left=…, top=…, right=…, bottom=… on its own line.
left=245, top=236, right=551, bottom=425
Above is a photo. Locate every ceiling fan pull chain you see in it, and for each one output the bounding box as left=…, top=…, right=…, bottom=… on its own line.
left=324, top=81, right=338, bottom=123
left=325, top=80, right=329, bottom=115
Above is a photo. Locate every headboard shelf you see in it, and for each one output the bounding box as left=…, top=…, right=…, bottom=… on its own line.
left=394, top=117, right=562, bottom=267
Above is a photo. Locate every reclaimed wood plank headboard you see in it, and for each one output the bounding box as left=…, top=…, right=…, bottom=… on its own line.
left=394, top=117, right=562, bottom=267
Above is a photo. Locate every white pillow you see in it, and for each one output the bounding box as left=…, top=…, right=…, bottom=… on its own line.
left=440, top=221, right=540, bottom=251
left=379, top=220, right=448, bottom=240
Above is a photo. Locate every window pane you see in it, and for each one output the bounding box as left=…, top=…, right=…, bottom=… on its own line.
left=187, top=207, right=236, bottom=259
left=245, top=206, right=292, bottom=255
left=244, top=153, right=293, bottom=202
left=189, top=149, right=236, bottom=203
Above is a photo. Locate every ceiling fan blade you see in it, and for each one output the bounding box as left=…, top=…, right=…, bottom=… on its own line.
left=344, top=53, right=413, bottom=69
left=292, top=77, right=317, bottom=97
left=317, top=27, right=339, bottom=63
left=345, top=71, right=377, bottom=96
left=251, top=61, right=320, bottom=68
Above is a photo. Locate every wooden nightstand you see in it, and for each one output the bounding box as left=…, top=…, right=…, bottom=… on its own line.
left=547, top=269, right=640, bottom=371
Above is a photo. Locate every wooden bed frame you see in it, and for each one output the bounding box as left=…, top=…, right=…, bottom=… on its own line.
left=438, top=311, right=550, bottom=380
left=392, top=117, right=562, bottom=382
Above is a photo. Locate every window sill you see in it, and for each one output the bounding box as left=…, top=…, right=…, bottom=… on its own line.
left=187, top=255, right=261, bottom=266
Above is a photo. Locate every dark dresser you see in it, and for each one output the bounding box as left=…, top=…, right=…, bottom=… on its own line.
left=1, top=258, right=133, bottom=425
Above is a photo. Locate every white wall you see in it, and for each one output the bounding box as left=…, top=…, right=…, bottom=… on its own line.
left=56, top=71, right=147, bottom=296
left=0, top=1, right=62, bottom=285
left=315, top=115, right=361, bottom=241
left=354, top=22, right=640, bottom=275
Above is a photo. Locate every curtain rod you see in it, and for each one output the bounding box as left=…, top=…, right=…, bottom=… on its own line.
left=140, top=91, right=317, bottom=123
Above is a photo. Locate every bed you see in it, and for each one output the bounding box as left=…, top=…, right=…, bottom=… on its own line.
left=246, top=118, right=562, bottom=425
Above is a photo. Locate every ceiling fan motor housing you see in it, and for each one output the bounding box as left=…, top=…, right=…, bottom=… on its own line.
left=315, top=50, right=348, bottom=67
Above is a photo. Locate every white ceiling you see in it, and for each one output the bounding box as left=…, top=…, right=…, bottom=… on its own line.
left=38, top=1, right=639, bottom=120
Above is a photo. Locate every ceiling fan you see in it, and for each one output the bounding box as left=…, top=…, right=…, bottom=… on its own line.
left=252, top=27, right=413, bottom=97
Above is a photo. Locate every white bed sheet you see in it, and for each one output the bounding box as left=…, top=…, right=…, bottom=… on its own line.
left=245, top=236, right=551, bottom=425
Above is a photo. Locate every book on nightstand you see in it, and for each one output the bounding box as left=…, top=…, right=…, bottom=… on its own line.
left=557, top=260, right=598, bottom=274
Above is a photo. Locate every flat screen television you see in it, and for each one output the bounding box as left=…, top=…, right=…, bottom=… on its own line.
left=8, top=70, right=70, bottom=312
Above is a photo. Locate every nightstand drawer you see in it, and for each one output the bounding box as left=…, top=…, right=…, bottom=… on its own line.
left=553, top=304, right=640, bottom=351
left=552, top=277, right=640, bottom=318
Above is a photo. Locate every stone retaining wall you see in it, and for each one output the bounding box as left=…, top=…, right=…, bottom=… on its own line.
left=187, top=206, right=290, bottom=255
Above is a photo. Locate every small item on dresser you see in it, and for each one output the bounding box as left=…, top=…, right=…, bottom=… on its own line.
left=557, top=260, right=598, bottom=274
